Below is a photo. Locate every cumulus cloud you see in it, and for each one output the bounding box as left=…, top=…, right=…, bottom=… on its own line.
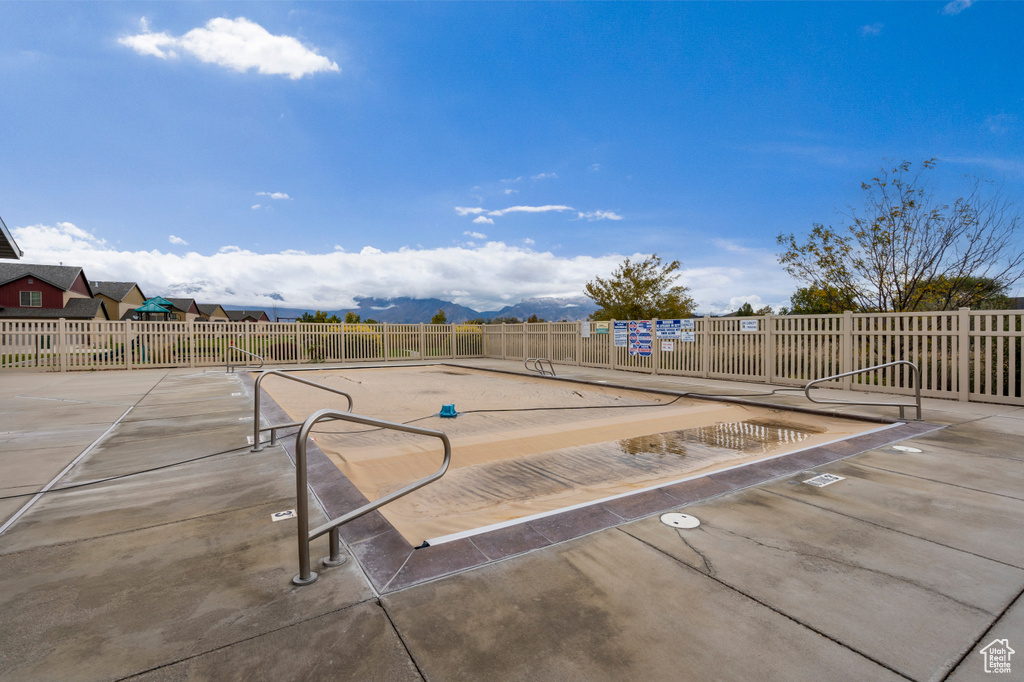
left=11, top=222, right=797, bottom=313
left=463, top=230, right=488, bottom=239
left=168, top=234, right=188, bottom=245
left=256, top=191, right=292, bottom=200
left=859, top=23, right=884, bottom=37
left=502, top=189, right=518, bottom=195
left=577, top=210, right=622, bottom=221
left=942, top=0, right=974, bottom=14
left=472, top=216, right=494, bottom=225
left=455, top=207, right=486, bottom=216
left=119, top=17, right=339, bottom=79
left=487, top=205, right=573, bottom=217
left=531, top=172, right=558, bottom=181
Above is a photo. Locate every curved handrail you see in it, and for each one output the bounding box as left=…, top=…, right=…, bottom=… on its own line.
left=525, top=357, right=556, bottom=377
left=292, top=408, right=452, bottom=586
left=252, top=370, right=354, bottom=451
left=226, top=345, right=264, bottom=373
left=804, top=360, right=921, bottom=420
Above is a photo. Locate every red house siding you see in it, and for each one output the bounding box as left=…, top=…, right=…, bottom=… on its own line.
left=70, top=273, right=91, bottom=297
left=0, top=277, right=66, bottom=308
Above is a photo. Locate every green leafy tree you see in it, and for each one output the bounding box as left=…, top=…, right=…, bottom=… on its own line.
left=298, top=310, right=341, bottom=323
left=430, top=309, right=448, bottom=324
left=526, top=314, right=545, bottom=323
left=735, top=303, right=755, bottom=316
left=779, top=285, right=860, bottom=315
left=490, top=316, right=521, bottom=324
left=344, top=311, right=361, bottom=323
left=584, top=254, right=696, bottom=321
left=777, top=159, right=1024, bottom=312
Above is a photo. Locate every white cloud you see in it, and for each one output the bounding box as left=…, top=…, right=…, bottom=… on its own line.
left=942, top=0, right=974, bottom=14
left=523, top=238, right=535, bottom=246
left=120, top=17, right=339, bottom=79
left=10, top=222, right=798, bottom=313
left=502, top=189, right=518, bottom=195
left=531, top=172, right=558, bottom=181
left=859, top=23, right=884, bottom=37
left=251, top=204, right=263, bottom=210
left=463, top=230, right=488, bottom=239
left=712, top=238, right=749, bottom=253
left=589, top=163, right=602, bottom=172
left=471, top=216, right=494, bottom=225
left=500, top=176, right=523, bottom=184
left=455, top=206, right=486, bottom=216
left=168, top=234, right=188, bottom=245
left=577, top=210, right=622, bottom=221
left=256, top=191, right=292, bottom=200
left=487, top=205, right=573, bottom=217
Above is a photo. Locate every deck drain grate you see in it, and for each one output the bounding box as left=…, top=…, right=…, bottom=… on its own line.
left=803, top=473, right=845, bottom=487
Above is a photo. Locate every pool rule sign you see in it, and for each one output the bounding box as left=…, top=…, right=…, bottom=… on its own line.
left=628, top=320, right=653, bottom=357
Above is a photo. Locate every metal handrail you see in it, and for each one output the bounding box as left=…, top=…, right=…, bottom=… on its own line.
left=252, top=370, right=354, bottom=451
left=292, top=408, right=452, bottom=586
left=226, top=345, right=264, bottom=373
left=804, top=361, right=921, bottom=420
left=525, top=357, right=556, bottom=376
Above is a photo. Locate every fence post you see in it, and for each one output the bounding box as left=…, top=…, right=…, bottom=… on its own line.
left=609, top=320, right=616, bottom=370
left=188, top=321, right=195, bottom=368
left=958, top=307, right=970, bottom=402
left=652, top=318, right=659, bottom=375
left=384, top=323, right=391, bottom=363
left=762, top=313, right=773, bottom=384
left=576, top=321, right=582, bottom=366
left=124, top=321, right=132, bottom=371
left=58, top=318, right=67, bottom=372
left=701, top=315, right=711, bottom=378
left=547, top=322, right=552, bottom=362
left=842, top=311, right=853, bottom=390
left=451, top=323, right=457, bottom=359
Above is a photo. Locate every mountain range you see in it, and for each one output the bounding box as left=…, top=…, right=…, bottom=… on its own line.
left=224, top=296, right=599, bottom=323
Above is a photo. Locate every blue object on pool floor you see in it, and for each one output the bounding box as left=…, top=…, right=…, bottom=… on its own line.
left=439, top=404, right=458, bottom=418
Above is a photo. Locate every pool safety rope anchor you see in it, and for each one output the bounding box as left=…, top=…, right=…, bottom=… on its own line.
left=439, top=404, right=458, bottom=418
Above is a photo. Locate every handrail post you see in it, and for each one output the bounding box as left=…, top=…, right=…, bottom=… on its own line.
left=251, top=369, right=354, bottom=452
left=293, top=416, right=318, bottom=586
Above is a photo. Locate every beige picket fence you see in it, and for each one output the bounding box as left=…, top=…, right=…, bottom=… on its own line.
left=4, top=309, right=1022, bottom=406
left=480, top=309, right=1024, bottom=406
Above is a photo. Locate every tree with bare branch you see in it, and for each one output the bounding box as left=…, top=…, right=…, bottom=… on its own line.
left=777, top=159, right=1024, bottom=312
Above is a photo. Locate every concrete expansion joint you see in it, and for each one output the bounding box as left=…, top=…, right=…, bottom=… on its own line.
left=377, top=596, right=428, bottom=681
left=760, top=488, right=1024, bottom=572
left=855, top=461, right=1024, bottom=503
left=625, top=530, right=916, bottom=681
left=711, top=524, right=995, bottom=617
left=113, top=600, right=381, bottom=681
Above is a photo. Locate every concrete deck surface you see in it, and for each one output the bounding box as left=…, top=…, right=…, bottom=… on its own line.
left=0, top=360, right=1021, bottom=681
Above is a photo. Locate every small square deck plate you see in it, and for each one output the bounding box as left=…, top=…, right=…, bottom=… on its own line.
left=803, top=473, right=845, bottom=487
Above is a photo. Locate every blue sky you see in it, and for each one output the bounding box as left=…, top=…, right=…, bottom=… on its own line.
left=1, top=1, right=1021, bottom=313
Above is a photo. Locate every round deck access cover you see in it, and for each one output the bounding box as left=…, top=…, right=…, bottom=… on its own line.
left=661, top=513, right=700, bottom=529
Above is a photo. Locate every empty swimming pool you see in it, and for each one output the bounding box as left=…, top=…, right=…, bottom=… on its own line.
left=257, top=365, right=885, bottom=545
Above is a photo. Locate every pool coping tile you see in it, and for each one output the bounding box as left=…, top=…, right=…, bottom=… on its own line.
left=244, top=367, right=946, bottom=594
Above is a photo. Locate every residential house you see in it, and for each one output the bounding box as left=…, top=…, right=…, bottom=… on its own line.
left=91, top=281, right=147, bottom=320
left=196, top=304, right=229, bottom=322
left=163, top=298, right=201, bottom=323
left=0, top=215, right=22, bottom=260
left=225, top=310, right=270, bottom=323
left=0, top=263, right=109, bottom=320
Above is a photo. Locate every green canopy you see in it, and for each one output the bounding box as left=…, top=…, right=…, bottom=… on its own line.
left=135, top=300, right=171, bottom=313
left=145, top=296, right=174, bottom=307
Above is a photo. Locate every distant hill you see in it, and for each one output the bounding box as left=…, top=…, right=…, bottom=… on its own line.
left=480, top=296, right=597, bottom=322
left=224, top=296, right=598, bottom=323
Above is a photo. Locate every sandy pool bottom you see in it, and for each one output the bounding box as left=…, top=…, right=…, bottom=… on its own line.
left=259, top=366, right=882, bottom=543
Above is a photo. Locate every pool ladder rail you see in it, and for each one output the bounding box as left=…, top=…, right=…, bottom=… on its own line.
left=226, top=346, right=264, bottom=373
left=804, top=360, right=922, bottom=420
left=250, top=369, right=354, bottom=452
left=290, top=409, right=452, bottom=586
left=525, top=357, right=556, bottom=377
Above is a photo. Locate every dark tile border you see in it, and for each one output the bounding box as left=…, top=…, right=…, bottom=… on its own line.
left=240, top=367, right=944, bottom=594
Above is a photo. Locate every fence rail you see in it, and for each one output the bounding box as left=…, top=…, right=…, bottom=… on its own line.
left=0, top=321, right=485, bottom=373
left=4, top=308, right=1023, bottom=406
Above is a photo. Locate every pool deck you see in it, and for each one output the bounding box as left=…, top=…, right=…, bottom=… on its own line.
left=0, top=360, right=1021, bottom=681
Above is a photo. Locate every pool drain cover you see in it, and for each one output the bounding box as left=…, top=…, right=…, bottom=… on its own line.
left=804, top=473, right=845, bottom=487
left=661, top=513, right=700, bottom=529
left=891, top=445, right=923, bottom=453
